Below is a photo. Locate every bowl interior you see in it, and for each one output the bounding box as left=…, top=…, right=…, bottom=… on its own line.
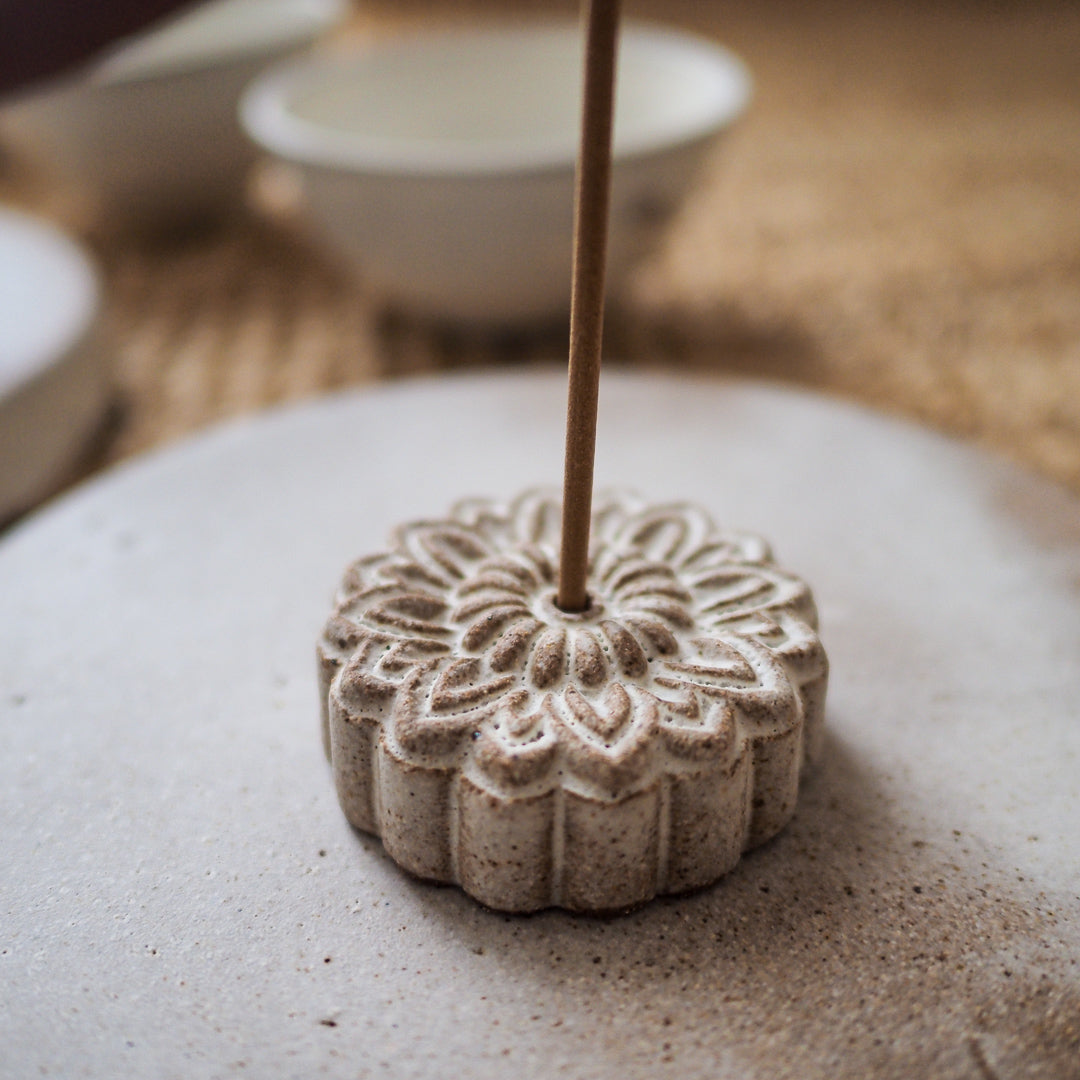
left=243, top=22, right=751, bottom=173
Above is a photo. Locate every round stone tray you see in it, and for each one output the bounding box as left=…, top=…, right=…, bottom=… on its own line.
left=2, top=370, right=1077, bottom=1079
left=0, top=205, right=109, bottom=522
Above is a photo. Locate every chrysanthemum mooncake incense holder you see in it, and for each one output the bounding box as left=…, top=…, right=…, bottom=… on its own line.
left=318, top=490, right=827, bottom=912
left=317, top=0, right=827, bottom=912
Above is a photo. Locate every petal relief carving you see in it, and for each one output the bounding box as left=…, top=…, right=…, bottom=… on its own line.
left=599, top=619, right=649, bottom=678
left=460, top=604, right=532, bottom=652
left=658, top=696, right=742, bottom=762
left=620, top=615, right=679, bottom=657
left=475, top=726, right=559, bottom=787
left=390, top=669, right=481, bottom=756
left=449, top=590, right=528, bottom=622
left=365, top=601, right=450, bottom=638
left=397, top=524, right=491, bottom=585
left=612, top=504, right=711, bottom=565
left=475, top=696, right=559, bottom=787
left=553, top=687, right=659, bottom=794
left=455, top=570, right=530, bottom=598
left=529, top=627, right=567, bottom=689
left=429, top=657, right=516, bottom=714
left=572, top=630, right=609, bottom=687
left=488, top=617, right=544, bottom=673
left=621, top=597, right=695, bottom=630
left=563, top=683, right=632, bottom=742
left=320, top=490, right=828, bottom=911
left=509, top=490, right=563, bottom=547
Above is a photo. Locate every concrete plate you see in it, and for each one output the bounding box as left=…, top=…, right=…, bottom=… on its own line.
left=1, top=370, right=1078, bottom=1078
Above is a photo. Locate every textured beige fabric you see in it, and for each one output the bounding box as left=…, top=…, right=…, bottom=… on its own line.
left=3, top=0, right=1078, bottom=497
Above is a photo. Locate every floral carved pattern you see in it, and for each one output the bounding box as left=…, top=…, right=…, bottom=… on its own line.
left=318, top=490, right=828, bottom=913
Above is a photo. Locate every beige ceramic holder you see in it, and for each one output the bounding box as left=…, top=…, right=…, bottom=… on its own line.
left=318, top=490, right=828, bottom=913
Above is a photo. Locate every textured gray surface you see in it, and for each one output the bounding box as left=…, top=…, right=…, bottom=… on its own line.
left=2, top=371, right=1078, bottom=1078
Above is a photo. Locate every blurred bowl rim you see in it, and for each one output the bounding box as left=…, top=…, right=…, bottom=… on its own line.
left=0, top=205, right=101, bottom=397
left=90, top=0, right=351, bottom=87
left=239, top=19, right=752, bottom=177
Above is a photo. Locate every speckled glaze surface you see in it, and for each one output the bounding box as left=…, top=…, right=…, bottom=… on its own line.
left=319, top=490, right=827, bottom=911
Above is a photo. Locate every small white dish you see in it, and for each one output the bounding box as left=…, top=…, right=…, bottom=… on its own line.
left=0, top=206, right=107, bottom=522
left=240, top=21, right=751, bottom=325
left=0, top=0, right=350, bottom=232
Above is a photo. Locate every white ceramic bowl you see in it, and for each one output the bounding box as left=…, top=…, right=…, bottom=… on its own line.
left=240, top=21, right=751, bottom=325
left=0, top=206, right=107, bottom=522
left=0, top=0, right=350, bottom=231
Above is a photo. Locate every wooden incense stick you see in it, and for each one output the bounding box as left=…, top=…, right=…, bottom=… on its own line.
left=558, top=0, right=622, bottom=613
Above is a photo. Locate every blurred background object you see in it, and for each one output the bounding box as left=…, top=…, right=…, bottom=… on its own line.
left=0, top=0, right=350, bottom=233
left=240, top=19, right=749, bottom=325
left=0, top=206, right=107, bottom=523
left=0, top=0, right=1078, bottom=525
left=0, top=0, right=194, bottom=94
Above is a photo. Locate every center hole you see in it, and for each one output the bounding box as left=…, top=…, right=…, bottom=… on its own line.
left=556, top=592, right=592, bottom=615
left=548, top=588, right=602, bottom=621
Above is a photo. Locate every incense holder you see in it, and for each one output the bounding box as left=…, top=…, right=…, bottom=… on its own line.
left=318, top=490, right=827, bottom=913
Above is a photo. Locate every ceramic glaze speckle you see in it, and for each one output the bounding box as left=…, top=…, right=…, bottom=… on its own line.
left=318, top=490, right=827, bottom=912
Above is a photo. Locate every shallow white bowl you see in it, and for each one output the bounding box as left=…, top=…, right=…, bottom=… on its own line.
left=0, top=0, right=349, bottom=231
left=240, top=21, right=751, bottom=325
left=0, top=206, right=106, bottom=522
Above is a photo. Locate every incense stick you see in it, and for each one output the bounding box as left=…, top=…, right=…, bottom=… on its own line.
left=557, top=0, right=622, bottom=613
